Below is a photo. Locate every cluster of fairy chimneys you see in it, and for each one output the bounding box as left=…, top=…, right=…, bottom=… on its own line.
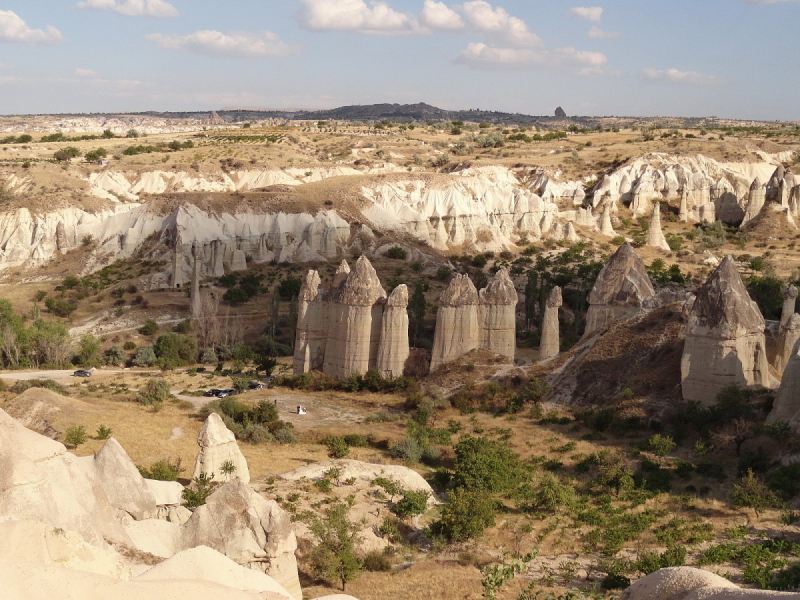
left=293, top=256, right=519, bottom=377
left=574, top=243, right=800, bottom=418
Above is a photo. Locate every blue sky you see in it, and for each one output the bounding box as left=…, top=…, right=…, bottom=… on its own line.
left=0, top=1, right=798, bottom=120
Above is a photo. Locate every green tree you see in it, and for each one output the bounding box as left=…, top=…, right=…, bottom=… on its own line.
left=408, top=284, right=427, bottom=346
left=138, top=377, right=171, bottom=407
left=133, top=345, right=156, bottom=367
left=64, top=425, right=87, bottom=448
left=325, top=436, right=350, bottom=459
left=139, top=319, right=158, bottom=336
left=154, top=333, right=197, bottom=366
left=220, top=459, right=237, bottom=480
left=434, top=487, right=496, bottom=542
left=84, top=147, right=107, bottom=162
left=648, top=434, right=677, bottom=458
left=452, top=436, right=522, bottom=493
left=96, top=425, right=113, bottom=440
left=77, top=334, right=102, bottom=367
left=309, top=503, right=364, bottom=592
left=731, top=469, right=780, bottom=519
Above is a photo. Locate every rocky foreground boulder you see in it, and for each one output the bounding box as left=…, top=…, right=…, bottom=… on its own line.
left=681, top=256, right=770, bottom=404
left=621, top=566, right=799, bottom=600
left=584, top=243, right=655, bottom=336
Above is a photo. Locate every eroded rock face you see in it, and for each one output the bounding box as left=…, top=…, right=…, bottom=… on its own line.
left=431, top=274, right=481, bottom=371
left=180, top=479, right=301, bottom=600
left=742, top=177, right=766, bottom=226
left=539, top=286, right=562, bottom=362
left=782, top=285, right=798, bottom=327
left=375, top=284, right=410, bottom=378
left=94, top=438, right=158, bottom=520
left=293, top=270, right=326, bottom=373
left=600, top=203, right=617, bottom=236
left=776, top=314, right=800, bottom=377
left=646, top=203, right=671, bottom=252
left=769, top=338, right=800, bottom=430
left=479, top=268, right=519, bottom=361
left=192, top=413, right=250, bottom=484
left=585, top=244, right=655, bottom=336
left=681, top=256, right=770, bottom=404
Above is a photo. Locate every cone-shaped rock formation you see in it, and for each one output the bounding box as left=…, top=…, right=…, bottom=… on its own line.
left=192, top=413, right=250, bottom=484
left=584, top=244, right=655, bottom=336
left=539, top=286, right=562, bottom=361
left=430, top=274, right=481, bottom=371
left=375, top=284, right=410, bottom=378
left=681, top=255, right=769, bottom=404
left=646, top=203, right=671, bottom=252
left=479, top=268, right=519, bottom=361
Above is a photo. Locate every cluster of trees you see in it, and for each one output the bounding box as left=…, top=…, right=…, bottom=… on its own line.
left=0, top=134, right=32, bottom=145
left=0, top=300, right=72, bottom=368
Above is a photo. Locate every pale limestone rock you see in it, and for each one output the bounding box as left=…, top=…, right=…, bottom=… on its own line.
left=742, top=178, right=766, bottom=226
left=679, top=190, right=689, bottom=222
left=94, top=437, right=158, bottom=520
left=782, top=285, right=798, bottom=327
left=776, top=314, right=800, bottom=376
left=180, top=479, right=301, bottom=600
left=621, top=567, right=736, bottom=600
left=137, top=546, right=294, bottom=600
left=584, top=244, right=655, bottom=336
left=647, top=203, right=671, bottom=252
left=768, top=338, right=800, bottom=429
left=431, top=274, right=480, bottom=371
left=324, top=256, right=386, bottom=379
left=681, top=256, right=770, bottom=404
left=565, top=221, right=580, bottom=243
left=293, top=270, right=326, bottom=373
left=230, top=249, right=247, bottom=272
left=0, top=558, right=273, bottom=600
left=479, top=268, right=518, bottom=362
left=600, top=203, right=617, bottom=236
left=190, top=242, right=200, bottom=319
left=375, top=284, right=410, bottom=378
left=145, top=479, right=184, bottom=506
left=192, top=413, right=250, bottom=484
left=0, top=519, right=130, bottom=579
left=55, top=221, right=68, bottom=254
left=122, top=518, right=181, bottom=558
left=539, top=286, right=562, bottom=362
left=172, top=238, right=185, bottom=289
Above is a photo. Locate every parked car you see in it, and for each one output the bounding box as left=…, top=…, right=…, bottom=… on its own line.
left=248, top=381, right=265, bottom=390
left=216, top=388, right=236, bottom=398
left=73, top=370, right=92, bottom=378
left=204, top=388, right=222, bottom=397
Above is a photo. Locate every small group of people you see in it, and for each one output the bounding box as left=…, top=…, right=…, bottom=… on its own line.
left=296, top=405, right=307, bottom=415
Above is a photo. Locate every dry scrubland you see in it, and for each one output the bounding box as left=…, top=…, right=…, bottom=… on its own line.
left=1, top=116, right=800, bottom=599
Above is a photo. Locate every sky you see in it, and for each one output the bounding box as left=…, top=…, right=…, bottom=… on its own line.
left=0, top=0, right=798, bottom=120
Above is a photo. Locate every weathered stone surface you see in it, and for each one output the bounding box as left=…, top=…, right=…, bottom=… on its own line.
left=742, top=177, right=766, bottom=226
left=600, top=202, right=617, bottom=236
left=172, top=238, right=185, bottom=289
left=293, top=270, right=326, bottom=373
left=375, top=284, right=410, bottom=378
left=769, top=338, right=800, bottom=430
left=55, top=221, right=68, bottom=254
left=479, top=268, right=518, bottom=361
left=190, top=242, right=201, bottom=318
left=539, top=286, right=562, bottom=361
left=137, top=546, right=294, bottom=599
left=192, top=413, right=250, bottom=484
left=776, top=314, right=800, bottom=376
left=230, top=249, right=247, bottom=272
left=681, top=256, right=770, bottom=404
left=782, top=285, right=798, bottom=327
left=431, top=274, right=480, bottom=371
left=94, top=437, right=158, bottom=520
left=180, top=479, right=301, bottom=600
left=585, top=244, right=655, bottom=336
left=679, top=190, right=689, bottom=222
left=647, top=203, right=671, bottom=252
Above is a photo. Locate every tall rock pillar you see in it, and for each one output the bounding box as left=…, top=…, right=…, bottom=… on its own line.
left=742, top=178, right=766, bottom=226
left=293, top=270, right=326, bottom=374
left=190, top=242, right=201, bottom=319
left=646, top=203, right=671, bottom=252
left=539, top=286, right=562, bottom=362
left=479, top=268, right=518, bottom=362
left=431, top=275, right=480, bottom=371
left=782, top=285, right=798, bottom=327
left=681, top=255, right=770, bottom=404
left=376, top=284, right=410, bottom=378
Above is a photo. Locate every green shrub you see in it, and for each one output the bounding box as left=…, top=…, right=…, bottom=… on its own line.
left=452, top=436, right=521, bottom=493
left=386, top=246, right=408, bottom=260
left=138, top=377, right=171, bottom=406
left=378, top=516, right=402, bottom=543
left=139, top=319, right=158, bottom=336
left=389, top=437, right=423, bottom=464
left=96, top=425, right=112, bottom=440
left=325, top=436, right=350, bottom=459
left=133, top=345, right=156, bottom=367
left=432, top=488, right=495, bottom=542
left=343, top=434, right=368, bottom=447
left=393, top=489, right=429, bottom=518
left=138, top=458, right=184, bottom=481
left=315, top=478, right=333, bottom=493
left=64, top=425, right=87, bottom=448
left=182, top=473, right=216, bottom=507
left=647, top=434, right=677, bottom=457
left=731, top=469, right=780, bottom=518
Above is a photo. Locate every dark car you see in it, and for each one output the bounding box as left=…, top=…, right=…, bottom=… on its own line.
left=204, top=388, right=222, bottom=397
left=248, top=381, right=265, bottom=390
left=216, top=388, right=236, bottom=398
left=73, top=370, right=92, bottom=378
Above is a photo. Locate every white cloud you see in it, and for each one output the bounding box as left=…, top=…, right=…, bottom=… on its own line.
left=457, top=41, right=606, bottom=72
left=459, top=0, right=540, bottom=46
left=147, top=30, right=296, bottom=58
left=0, top=10, right=63, bottom=44
left=642, top=67, right=723, bottom=85
left=75, top=68, right=98, bottom=76
left=76, top=0, right=179, bottom=18
left=747, top=0, right=800, bottom=4
left=420, top=0, right=464, bottom=30
left=298, top=0, right=416, bottom=34
left=569, top=6, right=603, bottom=21
left=588, top=25, right=619, bottom=39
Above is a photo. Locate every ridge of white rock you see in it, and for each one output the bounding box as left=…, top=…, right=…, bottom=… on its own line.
left=192, top=413, right=250, bottom=484
left=681, top=256, right=770, bottom=404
